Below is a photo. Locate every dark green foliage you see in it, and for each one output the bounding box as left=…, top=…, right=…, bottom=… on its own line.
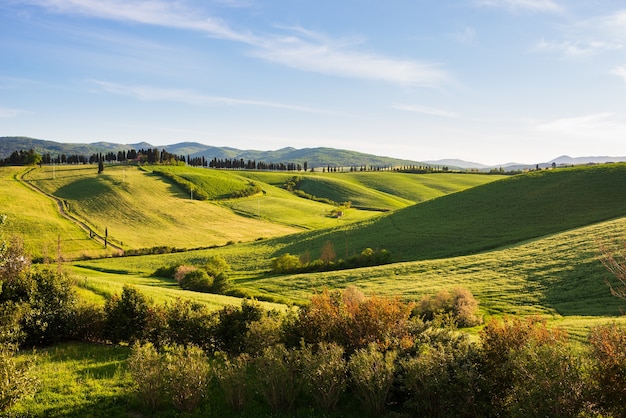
left=348, top=343, right=397, bottom=416
left=212, top=299, right=264, bottom=356
left=508, top=340, right=586, bottom=418
left=254, top=344, right=304, bottom=413
left=229, top=182, right=261, bottom=198
left=180, top=269, right=214, bottom=292
left=162, top=256, right=231, bottom=294
left=127, top=342, right=210, bottom=413
left=164, top=299, right=216, bottom=351
left=69, top=303, right=107, bottom=343
left=213, top=353, right=251, bottom=412
left=104, top=285, right=151, bottom=344
left=401, top=336, right=484, bottom=418
left=21, top=266, right=77, bottom=347
left=271, top=247, right=393, bottom=274
left=300, top=342, right=348, bottom=412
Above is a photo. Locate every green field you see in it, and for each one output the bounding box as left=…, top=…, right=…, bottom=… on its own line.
left=5, top=162, right=626, bottom=320
left=4, top=162, right=626, bottom=417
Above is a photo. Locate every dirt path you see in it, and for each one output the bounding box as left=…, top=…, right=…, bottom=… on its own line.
left=17, top=167, right=124, bottom=253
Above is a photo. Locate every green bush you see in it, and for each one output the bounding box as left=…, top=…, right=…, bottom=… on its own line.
left=21, top=266, right=77, bottom=347
left=0, top=344, right=38, bottom=412
left=128, top=343, right=211, bottom=413
left=104, top=285, right=151, bottom=344
left=301, top=342, right=347, bottom=412
left=70, top=303, right=107, bottom=343
left=213, top=353, right=251, bottom=412
left=254, top=344, right=304, bottom=414
left=180, top=269, right=214, bottom=292
left=213, top=300, right=264, bottom=356
left=127, top=342, right=165, bottom=410
left=348, top=343, right=397, bottom=416
left=508, top=340, right=586, bottom=418
left=163, top=344, right=210, bottom=412
left=401, top=338, right=483, bottom=418
left=414, top=287, right=482, bottom=328
left=164, top=299, right=216, bottom=351
left=271, top=253, right=301, bottom=273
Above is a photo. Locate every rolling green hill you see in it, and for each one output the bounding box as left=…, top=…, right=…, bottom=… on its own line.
left=274, top=164, right=626, bottom=262
left=21, top=165, right=300, bottom=253
left=71, top=164, right=626, bottom=322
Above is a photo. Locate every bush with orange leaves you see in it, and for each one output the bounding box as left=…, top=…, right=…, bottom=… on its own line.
left=588, top=322, right=626, bottom=417
left=292, top=286, right=416, bottom=353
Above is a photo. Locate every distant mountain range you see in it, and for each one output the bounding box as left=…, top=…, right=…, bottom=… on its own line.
left=2, top=136, right=626, bottom=171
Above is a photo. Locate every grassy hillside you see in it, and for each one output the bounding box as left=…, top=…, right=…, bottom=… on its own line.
left=275, top=164, right=626, bottom=262
left=23, top=165, right=299, bottom=250
left=237, top=170, right=505, bottom=209
left=0, top=167, right=113, bottom=259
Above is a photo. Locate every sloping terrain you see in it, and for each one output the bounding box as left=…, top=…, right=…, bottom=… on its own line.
left=275, top=164, right=626, bottom=262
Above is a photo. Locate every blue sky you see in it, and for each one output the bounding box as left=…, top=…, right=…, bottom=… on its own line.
left=1, top=0, right=626, bottom=165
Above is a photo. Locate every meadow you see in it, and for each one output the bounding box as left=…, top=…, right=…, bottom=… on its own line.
left=3, top=162, right=626, bottom=416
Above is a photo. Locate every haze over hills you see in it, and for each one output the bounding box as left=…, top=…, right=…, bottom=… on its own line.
left=2, top=136, right=626, bottom=170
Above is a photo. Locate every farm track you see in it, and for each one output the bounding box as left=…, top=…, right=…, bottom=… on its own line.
left=16, top=167, right=124, bottom=253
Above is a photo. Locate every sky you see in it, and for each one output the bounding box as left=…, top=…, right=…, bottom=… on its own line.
left=2, top=0, right=626, bottom=165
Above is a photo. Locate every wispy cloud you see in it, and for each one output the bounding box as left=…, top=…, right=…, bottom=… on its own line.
left=535, top=113, right=626, bottom=137
left=612, top=65, right=626, bottom=84
left=0, top=107, right=24, bottom=118
left=533, top=9, right=626, bottom=58
left=533, top=39, right=621, bottom=57
left=475, top=0, right=563, bottom=13
left=251, top=30, right=448, bottom=86
left=25, top=0, right=449, bottom=86
left=392, top=104, right=458, bottom=118
left=450, top=27, right=477, bottom=44
left=92, top=80, right=331, bottom=113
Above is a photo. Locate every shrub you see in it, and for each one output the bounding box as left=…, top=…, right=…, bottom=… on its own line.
left=128, top=343, right=211, bottom=413
left=165, top=299, right=216, bottom=351
left=174, top=265, right=197, bottom=284
left=414, top=287, right=482, bottom=328
left=271, top=253, right=301, bottom=273
left=163, top=344, right=210, bottom=412
left=295, top=288, right=415, bottom=353
left=21, top=265, right=77, bottom=347
left=180, top=269, right=214, bottom=292
left=588, top=322, right=626, bottom=416
left=127, top=342, right=165, bottom=410
left=244, top=314, right=283, bottom=356
left=104, top=285, right=151, bottom=344
left=401, top=338, right=483, bottom=418
left=70, top=303, right=107, bottom=343
left=348, top=343, right=397, bottom=416
left=254, top=344, right=303, bottom=413
left=0, top=344, right=38, bottom=412
left=301, top=342, right=347, bottom=412
left=508, top=340, right=586, bottom=418
left=479, top=316, right=568, bottom=415
left=213, top=300, right=264, bottom=356
left=213, top=353, right=251, bottom=412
